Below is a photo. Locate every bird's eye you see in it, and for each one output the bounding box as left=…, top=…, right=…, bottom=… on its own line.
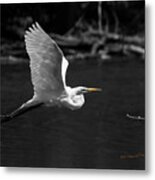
left=82, top=88, right=87, bottom=93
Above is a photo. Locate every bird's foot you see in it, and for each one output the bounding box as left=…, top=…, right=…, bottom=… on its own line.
left=0, top=114, right=12, bottom=124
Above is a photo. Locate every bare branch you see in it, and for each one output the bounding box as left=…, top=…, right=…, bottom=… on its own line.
left=103, top=11, right=109, bottom=34
left=98, top=1, right=103, bottom=33
left=126, top=114, right=145, bottom=120
left=111, top=9, right=119, bottom=33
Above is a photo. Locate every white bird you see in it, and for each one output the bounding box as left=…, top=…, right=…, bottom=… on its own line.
left=1, top=22, right=102, bottom=123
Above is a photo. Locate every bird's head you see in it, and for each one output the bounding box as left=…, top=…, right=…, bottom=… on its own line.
left=75, top=86, right=102, bottom=95
left=64, top=86, right=102, bottom=110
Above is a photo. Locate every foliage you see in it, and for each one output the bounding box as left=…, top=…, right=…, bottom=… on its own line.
left=0, top=1, right=144, bottom=39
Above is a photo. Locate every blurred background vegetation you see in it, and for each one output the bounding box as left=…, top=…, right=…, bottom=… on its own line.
left=0, top=1, right=145, bottom=64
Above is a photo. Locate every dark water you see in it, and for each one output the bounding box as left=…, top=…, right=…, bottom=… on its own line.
left=1, top=58, right=145, bottom=169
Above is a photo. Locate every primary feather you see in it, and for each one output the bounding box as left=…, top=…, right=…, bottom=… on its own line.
left=25, top=22, right=69, bottom=101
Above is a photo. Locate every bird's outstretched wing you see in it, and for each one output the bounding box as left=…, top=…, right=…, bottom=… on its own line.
left=25, top=22, right=69, bottom=100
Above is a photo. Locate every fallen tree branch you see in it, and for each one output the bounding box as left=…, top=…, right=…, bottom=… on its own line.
left=126, top=113, right=145, bottom=120
left=120, top=152, right=144, bottom=159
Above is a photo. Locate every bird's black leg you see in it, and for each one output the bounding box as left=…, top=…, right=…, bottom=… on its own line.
left=1, top=100, right=44, bottom=124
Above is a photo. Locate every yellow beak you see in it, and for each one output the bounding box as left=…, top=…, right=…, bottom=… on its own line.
left=87, top=87, right=102, bottom=92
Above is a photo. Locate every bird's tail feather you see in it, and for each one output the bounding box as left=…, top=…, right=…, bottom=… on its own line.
left=1, top=99, right=44, bottom=124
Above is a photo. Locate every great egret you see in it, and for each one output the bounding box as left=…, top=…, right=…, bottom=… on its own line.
left=1, top=22, right=102, bottom=122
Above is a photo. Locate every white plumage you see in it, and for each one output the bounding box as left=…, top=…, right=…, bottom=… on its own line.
left=2, top=22, right=102, bottom=121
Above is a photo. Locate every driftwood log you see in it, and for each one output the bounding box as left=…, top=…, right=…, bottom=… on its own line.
left=51, top=30, right=145, bottom=59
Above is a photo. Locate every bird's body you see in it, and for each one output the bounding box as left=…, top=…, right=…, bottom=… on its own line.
left=60, top=86, right=85, bottom=110
left=1, top=22, right=101, bottom=123
left=32, top=86, right=85, bottom=110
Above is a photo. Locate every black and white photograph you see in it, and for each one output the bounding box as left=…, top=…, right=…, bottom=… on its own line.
left=0, top=0, right=145, bottom=170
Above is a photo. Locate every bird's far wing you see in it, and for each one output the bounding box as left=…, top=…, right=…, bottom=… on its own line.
left=62, top=56, right=69, bottom=87
left=25, top=22, right=69, bottom=99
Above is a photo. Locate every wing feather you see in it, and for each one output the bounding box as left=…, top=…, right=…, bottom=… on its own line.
left=25, top=22, right=68, bottom=100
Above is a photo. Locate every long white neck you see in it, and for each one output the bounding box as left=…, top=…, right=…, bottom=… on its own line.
left=60, top=86, right=85, bottom=110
